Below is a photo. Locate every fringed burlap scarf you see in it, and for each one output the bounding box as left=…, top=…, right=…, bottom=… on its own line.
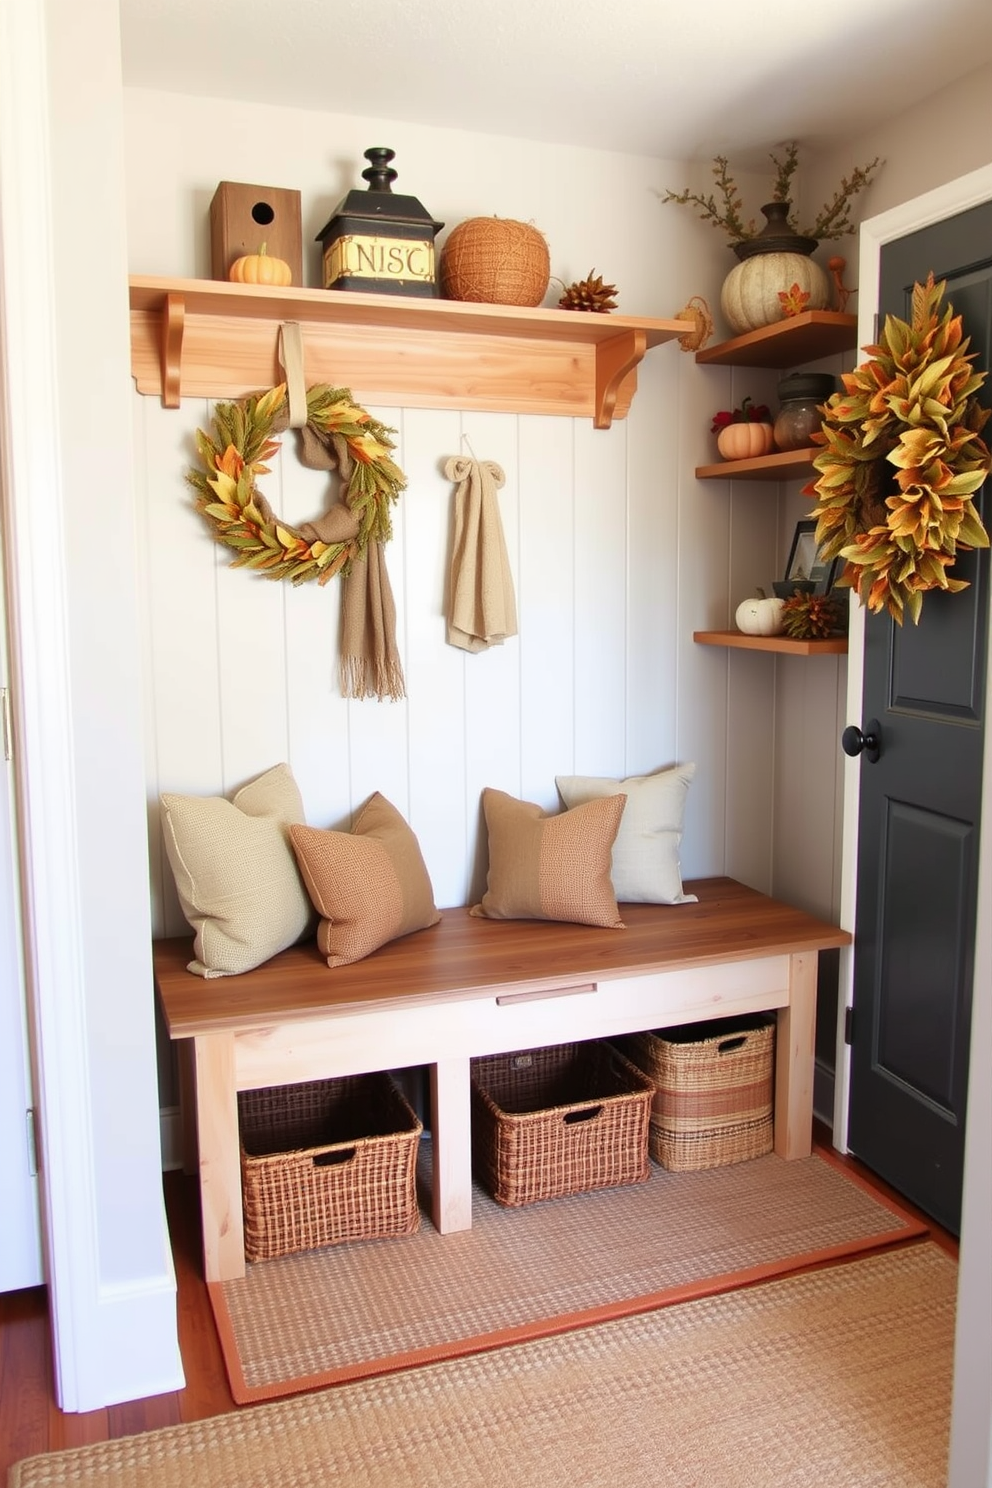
left=445, top=455, right=518, bottom=653
left=261, top=415, right=406, bottom=701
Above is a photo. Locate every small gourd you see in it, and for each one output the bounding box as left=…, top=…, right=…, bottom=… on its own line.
left=735, top=590, right=785, bottom=636
left=228, top=242, right=293, bottom=287
left=717, top=421, right=776, bottom=461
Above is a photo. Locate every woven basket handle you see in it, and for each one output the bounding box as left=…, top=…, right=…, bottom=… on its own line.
left=312, top=1147, right=357, bottom=1168
left=717, top=1036, right=747, bottom=1055
left=563, top=1105, right=603, bottom=1125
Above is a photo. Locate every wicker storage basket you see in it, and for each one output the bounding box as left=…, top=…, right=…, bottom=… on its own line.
left=239, top=1072, right=422, bottom=1261
left=619, top=1015, right=775, bottom=1173
left=440, top=216, right=550, bottom=306
left=471, top=1041, right=654, bottom=1207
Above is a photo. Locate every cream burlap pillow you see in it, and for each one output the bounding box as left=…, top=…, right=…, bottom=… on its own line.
left=160, top=762, right=313, bottom=978
left=470, top=788, right=626, bottom=928
left=556, top=763, right=697, bottom=904
left=290, top=793, right=441, bottom=967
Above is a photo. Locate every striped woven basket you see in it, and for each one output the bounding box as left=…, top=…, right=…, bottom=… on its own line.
left=471, top=1041, right=654, bottom=1207
left=239, top=1073, right=422, bottom=1261
left=619, top=1015, right=775, bottom=1173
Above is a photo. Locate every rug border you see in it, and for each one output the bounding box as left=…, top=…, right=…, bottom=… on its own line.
left=209, top=1148, right=930, bottom=1406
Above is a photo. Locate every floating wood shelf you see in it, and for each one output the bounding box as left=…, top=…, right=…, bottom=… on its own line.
left=129, top=276, right=693, bottom=428
left=694, top=630, right=848, bottom=656
left=695, top=311, right=859, bottom=368
left=696, top=447, right=818, bottom=482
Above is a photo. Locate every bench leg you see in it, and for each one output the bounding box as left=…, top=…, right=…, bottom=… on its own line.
left=774, top=950, right=817, bottom=1160
left=429, top=1057, right=473, bottom=1233
left=193, top=1032, right=245, bottom=1282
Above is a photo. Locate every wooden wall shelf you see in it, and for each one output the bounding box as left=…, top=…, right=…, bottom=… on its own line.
left=695, top=311, right=858, bottom=368
left=129, top=276, right=693, bottom=428
left=694, top=630, right=848, bottom=656
left=696, top=447, right=817, bottom=482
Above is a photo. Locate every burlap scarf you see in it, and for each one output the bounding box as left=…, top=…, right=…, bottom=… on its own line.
left=445, top=455, right=518, bottom=652
left=263, top=415, right=406, bottom=701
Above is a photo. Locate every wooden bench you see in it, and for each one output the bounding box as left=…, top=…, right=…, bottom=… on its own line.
left=154, top=876, right=851, bottom=1283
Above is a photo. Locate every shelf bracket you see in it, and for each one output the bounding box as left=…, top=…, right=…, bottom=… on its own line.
left=594, top=328, right=646, bottom=430
left=162, top=293, right=186, bottom=408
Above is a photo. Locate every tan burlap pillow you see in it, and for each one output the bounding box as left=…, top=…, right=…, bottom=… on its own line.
left=290, top=793, right=441, bottom=967
left=470, top=788, right=626, bottom=928
left=556, top=762, right=697, bottom=904
left=161, top=762, right=313, bottom=978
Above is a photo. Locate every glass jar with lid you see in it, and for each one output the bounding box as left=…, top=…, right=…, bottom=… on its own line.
left=773, top=372, right=837, bottom=452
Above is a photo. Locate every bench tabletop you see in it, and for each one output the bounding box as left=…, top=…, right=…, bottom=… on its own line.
left=153, top=877, right=851, bottom=1039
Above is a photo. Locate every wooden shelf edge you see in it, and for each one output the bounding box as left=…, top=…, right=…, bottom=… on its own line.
left=695, top=311, right=858, bottom=368
left=694, top=630, right=848, bottom=656
left=129, top=276, right=694, bottom=426
left=696, top=448, right=818, bottom=482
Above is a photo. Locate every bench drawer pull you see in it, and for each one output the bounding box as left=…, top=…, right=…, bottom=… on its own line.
left=496, top=982, right=597, bottom=1006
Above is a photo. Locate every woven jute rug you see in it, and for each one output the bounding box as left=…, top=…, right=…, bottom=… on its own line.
left=11, top=1243, right=955, bottom=1487
left=208, top=1147, right=926, bottom=1402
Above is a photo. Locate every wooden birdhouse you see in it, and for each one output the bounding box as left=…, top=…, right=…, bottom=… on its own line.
left=210, top=181, right=303, bottom=285
left=315, top=148, right=443, bottom=298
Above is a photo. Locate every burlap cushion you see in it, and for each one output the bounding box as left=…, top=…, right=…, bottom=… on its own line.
left=290, top=793, right=441, bottom=967
left=556, top=763, right=697, bottom=904
left=470, top=788, right=626, bottom=928
left=161, top=763, right=313, bottom=978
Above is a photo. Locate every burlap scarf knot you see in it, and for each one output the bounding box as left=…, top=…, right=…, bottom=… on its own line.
left=445, top=455, right=518, bottom=653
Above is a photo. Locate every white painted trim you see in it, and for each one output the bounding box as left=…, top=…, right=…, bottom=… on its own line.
left=0, top=0, right=96, bottom=1406
left=0, top=0, right=184, bottom=1410
left=841, top=162, right=992, bottom=1488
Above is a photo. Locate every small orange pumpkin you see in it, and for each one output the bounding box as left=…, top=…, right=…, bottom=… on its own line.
left=716, top=421, right=775, bottom=460
left=228, top=242, right=292, bottom=287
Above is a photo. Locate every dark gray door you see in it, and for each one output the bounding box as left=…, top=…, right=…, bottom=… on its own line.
left=846, top=202, right=991, bottom=1236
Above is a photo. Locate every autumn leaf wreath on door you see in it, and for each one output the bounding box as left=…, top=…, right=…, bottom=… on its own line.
left=806, top=273, right=991, bottom=625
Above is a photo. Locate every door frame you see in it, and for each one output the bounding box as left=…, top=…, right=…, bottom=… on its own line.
left=835, top=163, right=992, bottom=1488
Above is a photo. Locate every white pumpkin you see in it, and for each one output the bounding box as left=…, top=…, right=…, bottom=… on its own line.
left=735, top=594, right=785, bottom=636
left=720, top=252, right=831, bottom=336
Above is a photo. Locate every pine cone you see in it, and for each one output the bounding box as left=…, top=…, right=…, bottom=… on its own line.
left=558, top=271, right=619, bottom=313
left=781, top=591, right=845, bottom=640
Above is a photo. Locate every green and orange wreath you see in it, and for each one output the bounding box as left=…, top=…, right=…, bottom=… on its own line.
left=187, top=382, right=405, bottom=585
left=806, top=273, right=991, bottom=624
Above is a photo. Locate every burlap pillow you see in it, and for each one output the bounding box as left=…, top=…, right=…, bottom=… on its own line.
left=161, top=762, right=313, bottom=978
left=556, top=762, right=697, bottom=904
left=470, top=788, right=626, bottom=928
left=290, top=793, right=441, bottom=967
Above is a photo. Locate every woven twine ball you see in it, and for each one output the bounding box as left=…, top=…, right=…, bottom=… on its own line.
left=440, top=217, right=551, bottom=307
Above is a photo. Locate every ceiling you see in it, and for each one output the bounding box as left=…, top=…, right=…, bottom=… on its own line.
left=119, top=0, right=992, bottom=161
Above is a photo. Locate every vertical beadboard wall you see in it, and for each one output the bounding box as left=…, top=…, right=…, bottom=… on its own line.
left=135, top=351, right=846, bottom=942
left=136, top=359, right=707, bottom=936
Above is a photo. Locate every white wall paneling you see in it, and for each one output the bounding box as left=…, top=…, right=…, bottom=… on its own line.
left=141, top=393, right=700, bottom=924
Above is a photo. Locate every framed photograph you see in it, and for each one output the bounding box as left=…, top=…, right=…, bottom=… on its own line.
left=781, top=519, right=839, bottom=595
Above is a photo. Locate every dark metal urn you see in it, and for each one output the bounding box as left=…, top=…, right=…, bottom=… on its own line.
left=733, top=202, right=819, bottom=261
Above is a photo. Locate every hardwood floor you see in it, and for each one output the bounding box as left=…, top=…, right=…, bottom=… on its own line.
left=0, top=1131, right=959, bottom=1481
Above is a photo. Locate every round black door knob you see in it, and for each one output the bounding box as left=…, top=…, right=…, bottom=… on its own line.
left=842, top=721, right=881, bottom=763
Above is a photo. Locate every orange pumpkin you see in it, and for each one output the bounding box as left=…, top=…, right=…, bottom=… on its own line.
left=228, top=243, right=292, bottom=287
left=716, top=421, right=775, bottom=460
